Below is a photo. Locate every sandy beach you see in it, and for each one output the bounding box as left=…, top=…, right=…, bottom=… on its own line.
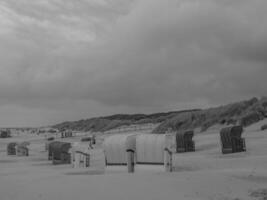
left=1, top=120, right=267, bottom=200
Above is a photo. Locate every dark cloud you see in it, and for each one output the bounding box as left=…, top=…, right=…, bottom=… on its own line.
left=0, top=0, right=267, bottom=126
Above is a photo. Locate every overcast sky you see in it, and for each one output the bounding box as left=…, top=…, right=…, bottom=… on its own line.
left=0, top=0, right=267, bottom=127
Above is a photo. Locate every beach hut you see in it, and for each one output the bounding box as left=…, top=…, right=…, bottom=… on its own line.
left=176, top=130, right=195, bottom=153
left=7, top=142, right=17, bottom=155
left=220, top=125, right=246, bottom=154
left=48, top=141, right=71, bottom=164
left=103, top=134, right=136, bottom=165
left=136, top=134, right=168, bottom=164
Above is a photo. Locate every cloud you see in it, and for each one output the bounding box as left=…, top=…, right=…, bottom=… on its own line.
left=0, top=0, right=267, bottom=126
left=84, top=0, right=267, bottom=106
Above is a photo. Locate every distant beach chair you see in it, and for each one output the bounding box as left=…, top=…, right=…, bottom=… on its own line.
left=70, top=142, right=90, bottom=168
left=1, top=130, right=11, bottom=138
left=73, top=150, right=90, bottom=168
left=7, top=142, right=17, bottom=155
left=176, top=130, right=195, bottom=153
left=49, top=141, right=71, bottom=164
left=220, top=125, right=246, bottom=154
left=16, top=142, right=30, bottom=156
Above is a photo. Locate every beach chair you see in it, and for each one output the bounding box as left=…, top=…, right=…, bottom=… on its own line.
left=7, top=142, right=17, bottom=155
left=176, top=130, right=195, bottom=153
left=50, top=142, right=71, bottom=164
left=220, top=125, right=246, bottom=154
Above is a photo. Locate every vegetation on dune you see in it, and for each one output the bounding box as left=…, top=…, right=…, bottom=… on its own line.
left=153, top=97, right=267, bottom=133
left=52, top=109, right=200, bottom=132
left=52, top=97, right=267, bottom=134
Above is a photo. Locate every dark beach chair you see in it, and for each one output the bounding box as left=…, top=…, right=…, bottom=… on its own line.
left=1, top=130, right=11, bottom=138
left=220, top=125, right=246, bottom=154
left=176, top=130, right=195, bottom=153
left=49, top=142, right=71, bottom=164
left=7, top=142, right=17, bottom=155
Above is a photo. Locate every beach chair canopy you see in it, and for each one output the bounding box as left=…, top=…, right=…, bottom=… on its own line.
left=136, top=134, right=167, bottom=164
left=103, top=134, right=136, bottom=165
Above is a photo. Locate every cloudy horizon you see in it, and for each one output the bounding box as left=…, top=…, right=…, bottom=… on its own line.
left=0, top=0, right=267, bottom=127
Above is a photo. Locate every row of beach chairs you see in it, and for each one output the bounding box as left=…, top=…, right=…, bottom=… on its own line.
left=166, top=125, right=245, bottom=154
left=176, top=125, right=246, bottom=154
left=6, top=125, right=246, bottom=171
left=102, top=125, right=246, bottom=172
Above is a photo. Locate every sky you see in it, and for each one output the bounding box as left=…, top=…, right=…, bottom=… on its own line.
left=0, top=0, right=267, bottom=127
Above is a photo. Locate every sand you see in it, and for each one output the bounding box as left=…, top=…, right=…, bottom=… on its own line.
left=1, top=120, right=267, bottom=200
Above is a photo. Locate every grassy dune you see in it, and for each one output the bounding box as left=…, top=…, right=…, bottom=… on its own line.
left=53, top=97, right=267, bottom=134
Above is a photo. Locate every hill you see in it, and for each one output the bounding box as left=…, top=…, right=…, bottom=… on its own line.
left=52, top=109, right=200, bottom=132
left=153, top=97, right=267, bottom=133
left=52, top=97, right=267, bottom=133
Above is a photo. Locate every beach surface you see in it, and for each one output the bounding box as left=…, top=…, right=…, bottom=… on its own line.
left=1, top=120, right=267, bottom=200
